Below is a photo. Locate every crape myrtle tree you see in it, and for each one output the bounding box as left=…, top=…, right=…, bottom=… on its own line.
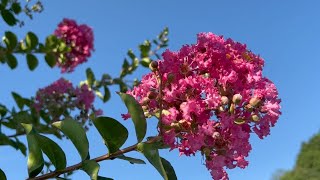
left=0, top=1, right=281, bottom=180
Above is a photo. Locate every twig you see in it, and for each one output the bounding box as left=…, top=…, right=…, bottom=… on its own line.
left=26, top=136, right=160, bottom=180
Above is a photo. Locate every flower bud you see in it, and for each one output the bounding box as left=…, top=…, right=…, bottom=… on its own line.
left=149, top=61, right=158, bottom=72
left=212, top=132, right=221, bottom=139
left=180, top=63, right=190, bottom=75
left=217, top=106, right=225, bottom=113
left=202, top=147, right=211, bottom=157
left=251, top=114, right=260, bottom=122
left=167, top=73, right=175, bottom=84
left=141, top=97, right=150, bottom=105
left=232, top=94, right=242, bottom=104
left=244, top=104, right=253, bottom=112
left=249, top=97, right=261, bottom=107
left=147, top=91, right=158, bottom=99
left=234, top=118, right=245, bottom=125
left=229, top=103, right=235, bottom=114
left=221, top=96, right=229, bottom=105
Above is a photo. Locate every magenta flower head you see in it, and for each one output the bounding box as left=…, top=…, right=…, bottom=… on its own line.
left=34, top=78, right=102, bottom=125
left=54, top=18, right=94, bottom=73
left=126, top=33, right=281, bottom=179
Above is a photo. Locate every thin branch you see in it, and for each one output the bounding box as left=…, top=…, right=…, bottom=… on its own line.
left=26, top=136, right=161, bottom=180
left=8, top=132, right=25, bottom=138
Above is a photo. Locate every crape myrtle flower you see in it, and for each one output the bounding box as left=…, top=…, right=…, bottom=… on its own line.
left=125, top=32, right=281, bottom=179
left=54, top=18, right=94, bottom=73
left=34, top=78, right=102, bottom=126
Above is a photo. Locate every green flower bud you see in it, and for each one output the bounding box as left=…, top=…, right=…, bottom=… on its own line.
left=234, top=118, right=246, bottom=125
left=251, top=114, right=260, bottom=122
left=229, top=103, right=235, bottom=114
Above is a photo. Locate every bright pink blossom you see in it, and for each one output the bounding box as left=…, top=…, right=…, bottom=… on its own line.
left=126, top=32, right=281, bottom=179
left=54, top=18, right=94, bottom=73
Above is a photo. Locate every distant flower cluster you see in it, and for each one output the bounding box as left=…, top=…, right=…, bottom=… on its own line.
left=54, top=18, right=94, bottom=73
left=127, top=33, right=281, bottom=179
left=34, top=78, right=101, bottom=125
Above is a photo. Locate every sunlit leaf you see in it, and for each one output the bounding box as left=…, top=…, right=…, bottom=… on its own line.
left=82, top=160, right=99, bottom=180
left=26, top=32, right=38, bottom=50
left=92, top=117, right=128, bottom=153
left=86, top=68, right=95, bottom=87
left=21, top=123, right=44, bottom=178
left=52, top=118, right=89, bottom=160
left=118, top=92, right=146, bottom=142
left=137, top=142, right=168, bottom=180
left=37, top=135, right=66, bottom=170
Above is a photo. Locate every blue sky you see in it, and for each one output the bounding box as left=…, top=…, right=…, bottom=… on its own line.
left=1, top=0, right=320, bottom=179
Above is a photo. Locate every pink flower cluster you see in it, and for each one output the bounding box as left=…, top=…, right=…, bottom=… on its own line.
left=54, top=18, right=94, bottom=73
left=34, top=78, right=101, bottom=124
left=127, top=33, right=281, bottom=179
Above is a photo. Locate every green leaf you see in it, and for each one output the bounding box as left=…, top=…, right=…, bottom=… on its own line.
left=140, top=57, right=151, bottom=67
left=3, top=31, right=17, bottom=51
left=6, top=54, right=17, bottom=69
left=26, top=32, right=38, bottom=50
left=97, top=176, right=113, bottom=180
left=137, top=142, right=168, bottom=180
left=1, top=0, right=9, bottom=7
left=15, top=139, right=27, bottom=156
left=11, top=2, right=21, bottom=14
left=161, top=157, right=177, bottom=180
left=86, top=68, right=95, bottom=87
left=44, top=53, right=56, bottom=67
left=26, top=54, right=38, bottom=71
left=120, top=59, right=130, bottom=78
left=139, top=40, right=151, bottom=58
left=82, top=160, right=100, bottom=180
left=45, top=35, right=58, bottom=49
left=103, top=87, right=110, bottom=102
left=0, top=104, right=7, bottom=117
left=37, top=135, right=67, bottom=170
left=11, top=92, right=24, bottom=109
left=118, top=92, right=146, bottom=142
left=52, top=118, right=89, bottom=161
left=21, top=123, right=44, bottom=178
left=116, top=155, right=146, bottom=164
left=13, top=111, right=34, bottom=124
left=1, top=10, right=16, bottom=26
left=0, top=133, right=16, bottom=147
left=127, top=49, right=139, bottom=66
left=92, top=117, right=128, bottom=153
left=0, top=168, right=6, bottom=180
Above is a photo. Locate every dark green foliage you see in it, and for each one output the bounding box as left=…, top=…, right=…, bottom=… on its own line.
left=279, top=133, right=320, bottom=180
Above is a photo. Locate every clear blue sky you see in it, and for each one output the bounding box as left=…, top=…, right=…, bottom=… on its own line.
left=1, top=0, right=320, bottom=179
